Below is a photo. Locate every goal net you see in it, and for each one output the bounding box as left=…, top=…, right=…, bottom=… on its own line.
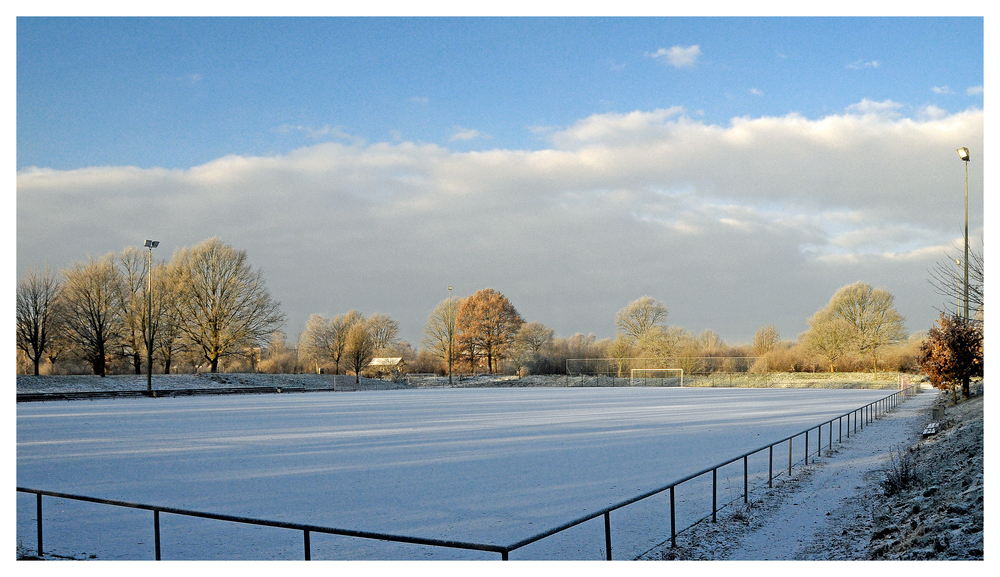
left=630, top=368, right=684, bottom=387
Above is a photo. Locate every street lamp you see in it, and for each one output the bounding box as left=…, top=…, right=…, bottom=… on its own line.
left=956, top=147, right=970, bottom=321
left=144, top=239, right=159, bottom=392
left=448, top=285, right=453, bottom=386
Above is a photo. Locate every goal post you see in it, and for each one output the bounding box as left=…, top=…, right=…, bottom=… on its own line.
left=630, top=368, right=684, bottom=387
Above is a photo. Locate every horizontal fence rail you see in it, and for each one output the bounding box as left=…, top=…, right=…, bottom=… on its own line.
left=17, top=385, right=917, bottom=560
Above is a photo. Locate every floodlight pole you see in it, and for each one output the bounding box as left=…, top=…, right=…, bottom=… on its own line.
left=957, top=147, right=970, bottom=322
left=144, top=240, right=159, bottom=392
left=955, top=259, right=963, bottom=316
left=448, top=285, right=453, bottom=385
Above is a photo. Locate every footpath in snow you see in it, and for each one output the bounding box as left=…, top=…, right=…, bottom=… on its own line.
left=642, top=386, right=938, bottom=560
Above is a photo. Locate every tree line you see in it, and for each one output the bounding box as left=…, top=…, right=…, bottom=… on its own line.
left=16, top=238, right=284, bottom=376
left=17, top=239, right=982, bottom=383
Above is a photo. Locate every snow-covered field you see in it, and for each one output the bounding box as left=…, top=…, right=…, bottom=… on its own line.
left=16, top=386, right=899, bottom=560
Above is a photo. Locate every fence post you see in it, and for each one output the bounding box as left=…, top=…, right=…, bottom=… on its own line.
left=743, top=456, right=749, bottom=503
left=829, top=421, right=833, bottom=452
left=768, top=445, right=773, bottom=488
left=817, top=426, right=821, bottom=457
left=670, top=486, right=676, bottom=548
left=604, top=511, right=612, bottom=560
left=788, top=438, right=792, bottom=476
left=712, top=469, right=717, bottom=522
left=304, top=529, right=311, bottom=561
left=154, top=509, right=161, bottom=560
left=36, top=492, right=43, bottom=557
left=805, top=430, right=809, bottom=465
left=839, top=416, right=842, bottom=443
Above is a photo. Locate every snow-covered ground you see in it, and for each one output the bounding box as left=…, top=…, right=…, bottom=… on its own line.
left=16, top=386, right=903, bottom=560
left=640, top=385, right=939, bottom=560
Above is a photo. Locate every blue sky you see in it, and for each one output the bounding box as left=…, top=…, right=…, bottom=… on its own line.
left=15, top=15, right=986, bottom=350
left=18, top=17, right=982, bottom=169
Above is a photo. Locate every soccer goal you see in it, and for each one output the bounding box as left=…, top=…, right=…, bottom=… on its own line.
left=630, top=368, right=684, bottom=387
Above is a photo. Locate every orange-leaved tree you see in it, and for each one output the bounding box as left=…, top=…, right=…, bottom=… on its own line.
left=918, top=313, right=983, bottom=402
left=456, top=288, right=524, bottom=374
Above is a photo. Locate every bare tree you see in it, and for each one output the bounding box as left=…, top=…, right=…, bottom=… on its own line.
left=150, top=260, right=185, bottom=374
left=510, top=321, right=555, bottom=376
left=615, top=296, right=668, bottom=342
left=116, top=247, right=147, bottom=374
left=16, top=267, right=61, bottom=375
left=824, top=281, right=907, bottom=377
left=517, top=322, right=554, bottom=354
left=298, top=314, right=331, bottom=374
left=59, top=254, right=124, bottom=376
left=803, top=310, right=853, bottom=372
left=635, top=325, right=689, bottom=360
left=299, top=311, right=362, bottom=374
left=328, top=311, right=362, bottom=374
left=696, top=329, right=725, bottom=356
left=422, top=298, right=458, bottom=382
left=607, top=336, right=635, bottom=378
left=259, top=330, right=300, bottom=374
left=345, top=318, right=376, bottom=383
left=752, top=325, right=781, bottom=357
left=928, top=242, right=983, bottom=322
left=368, top=313, right=399, bottom=355
left=173, top=238, right=285, bottom=372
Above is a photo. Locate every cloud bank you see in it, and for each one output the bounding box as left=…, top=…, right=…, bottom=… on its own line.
left=17, top=104, right=984, bottom=347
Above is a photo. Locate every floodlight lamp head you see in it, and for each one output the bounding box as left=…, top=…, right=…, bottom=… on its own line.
left=957, top=147, right=970, bottom=162
left=144, top=239, right=159, bottom=248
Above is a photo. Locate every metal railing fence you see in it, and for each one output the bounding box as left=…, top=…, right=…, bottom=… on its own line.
left=17, top=385, right=918, bottom=560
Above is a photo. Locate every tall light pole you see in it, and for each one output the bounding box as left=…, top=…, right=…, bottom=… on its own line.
left=955, top=258, right=963, bottom=316
left=144, top=239, right=159, bottom=392
left=956, top=147, right=970, bottom=321
left=448, top=285, right=453, bottom=386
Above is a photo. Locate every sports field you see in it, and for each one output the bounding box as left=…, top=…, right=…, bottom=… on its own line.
left=16, top=386, right=895, bottom=560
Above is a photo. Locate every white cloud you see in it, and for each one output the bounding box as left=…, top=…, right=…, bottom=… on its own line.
left=410, top=96, right=429, bottom=104
left=647, top=45, right=702, bottom=68
left=932, top=85, right=951, bottom=94
left=967, top=85, right=983, bottom=95
left=750, top=88, right=764, bottom=96
left=275, top=123, right=362, bottom=143
left=919, top=105, right=949, bottom=120
left=17, top=105, right=983, bottom=347
left=549, top=107, right=686, bottom=148
left=449, top=127, right=486, bottom=142
left=846, top=59, right=879, bottom=69
left=844, top=98, right=903, bottom=118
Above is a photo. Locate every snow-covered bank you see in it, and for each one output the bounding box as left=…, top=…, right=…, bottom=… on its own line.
left=641, top=385, right=983, bottom=560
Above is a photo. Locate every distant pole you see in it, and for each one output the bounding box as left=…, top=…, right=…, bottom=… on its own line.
left=448, top=285, right=453, bottom=385
left=144, top=240, right=159, bottom=392
left=957, top=147, right=970, bottom=321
